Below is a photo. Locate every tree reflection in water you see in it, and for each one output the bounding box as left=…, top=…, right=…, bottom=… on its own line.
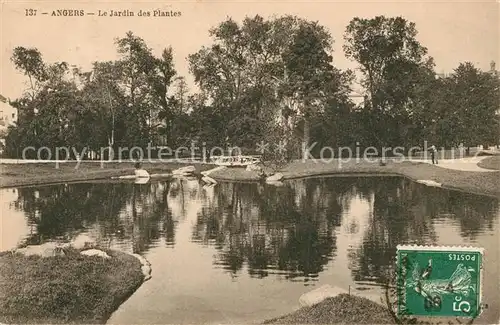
left=348, top=177, right=499, bottom=284
left=191, top=178, right=364, bottom=283
left=192, top=176, right=498, bottom=286
left=12, top=181, right=178, bottom=253
left=13, top=183, right=131, bottom=245
left=9, top=176, right=498, bottom=287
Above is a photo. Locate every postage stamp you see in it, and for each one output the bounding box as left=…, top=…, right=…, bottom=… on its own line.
left=395, top=245, right=484, bottom=320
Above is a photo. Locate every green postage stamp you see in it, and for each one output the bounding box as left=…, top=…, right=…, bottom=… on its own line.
left=396, top=245, right=484, bottom=320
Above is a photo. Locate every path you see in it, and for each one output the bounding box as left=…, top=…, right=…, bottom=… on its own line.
left=417, top=156, right=497, bottom=172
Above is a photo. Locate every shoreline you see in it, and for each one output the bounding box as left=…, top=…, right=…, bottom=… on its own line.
left=1, top=159, right=499, bottom=198
left=209, top=159, right=500, bottom=198
left=0, top=162, right=215, bottom=189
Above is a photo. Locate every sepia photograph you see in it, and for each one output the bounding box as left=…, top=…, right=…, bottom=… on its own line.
left=0, top=0, right=498, bottom=324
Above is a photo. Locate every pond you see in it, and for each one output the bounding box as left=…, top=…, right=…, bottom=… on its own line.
left=1, top=176, right=498, bottom=324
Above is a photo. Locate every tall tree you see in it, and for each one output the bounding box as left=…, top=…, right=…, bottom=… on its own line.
left=147, top=47, right=176, bottom=147
left=446, top=62, right=499, bottom=148
left=5, top=34, right=180, bottom=159
left=11, top=47, right=47, bottom=100
left=114, top=32, right=176, bottom=149
left=188, top=17, right=258, bottom=148
left=344, top=16, right=432, bottom=147
left=280, top=21, right=352, bottom=158
left=79, top=61, right=126, bottom=153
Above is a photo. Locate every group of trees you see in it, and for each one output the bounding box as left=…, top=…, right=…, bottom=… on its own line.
left=4, top=15, right=499, bottom=159
left=5, top=33, right=184, bottom=159
left=3, top=33, right=183, bottom=155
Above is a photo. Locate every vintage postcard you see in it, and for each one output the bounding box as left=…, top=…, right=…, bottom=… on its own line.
left=0, top=0, right=498, bottom=324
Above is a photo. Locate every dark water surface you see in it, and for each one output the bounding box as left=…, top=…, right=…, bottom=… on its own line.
left=1, top=176, right=498, bottom=324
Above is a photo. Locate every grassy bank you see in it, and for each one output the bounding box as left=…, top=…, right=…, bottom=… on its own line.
left=263, top=294, right=396, bottom=324
left=0, top=248, right=144, bottom=324
left=478, top=156, right=500, bottom=170
left=0, top=161, right=215, bottom=188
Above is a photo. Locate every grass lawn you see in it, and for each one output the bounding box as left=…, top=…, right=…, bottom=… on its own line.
left=0, top=248, right=144, bottom=324
left=478, top=156, right=500, bottom=170
left=263, top=294, right=396, bottom=324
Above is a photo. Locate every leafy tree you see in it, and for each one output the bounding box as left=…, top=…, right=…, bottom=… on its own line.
left=113, top=32, right=177, bottom=150
left=11, top=47, right=48, bottom=100
left=6, top=47, right=48, bottom=156
left=146, top=47, right=177, bottom=147
left=280, top=21, right=337, bottom=156
left=344, top=16, right=433, bottom=148
left=188, top=17, right=261, bottom=148
left=6, top=33, right=180, bottom=159
left=441, top=62, right=499, bottom=149
left=79, top=61, right=126, bottom=153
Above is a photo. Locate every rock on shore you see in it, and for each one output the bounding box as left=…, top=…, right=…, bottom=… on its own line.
left=81, top=249, right=111, bottom=258
left=13, top=242, right=67, bottom=257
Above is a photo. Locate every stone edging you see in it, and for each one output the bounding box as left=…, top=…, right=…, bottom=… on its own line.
left=130, top=253, right=152, bottom=281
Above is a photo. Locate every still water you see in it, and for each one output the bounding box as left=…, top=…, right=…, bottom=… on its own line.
left=1, top=176, right=499, bottom=324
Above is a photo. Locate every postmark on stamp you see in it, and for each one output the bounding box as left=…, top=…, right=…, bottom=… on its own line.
left=394, top=245, right=484, bottom=321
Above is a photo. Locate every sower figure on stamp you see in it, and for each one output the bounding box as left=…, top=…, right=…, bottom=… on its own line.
left=408, top=258, right=476, bottom=310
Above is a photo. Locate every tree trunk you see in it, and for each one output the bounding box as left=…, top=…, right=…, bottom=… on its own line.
left=303, top=116, right=310, bottom=160
left=367, top=68, right=376, bottom=111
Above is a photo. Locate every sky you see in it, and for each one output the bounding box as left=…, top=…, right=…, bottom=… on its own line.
left=1, top=0, right=498, bottom=100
